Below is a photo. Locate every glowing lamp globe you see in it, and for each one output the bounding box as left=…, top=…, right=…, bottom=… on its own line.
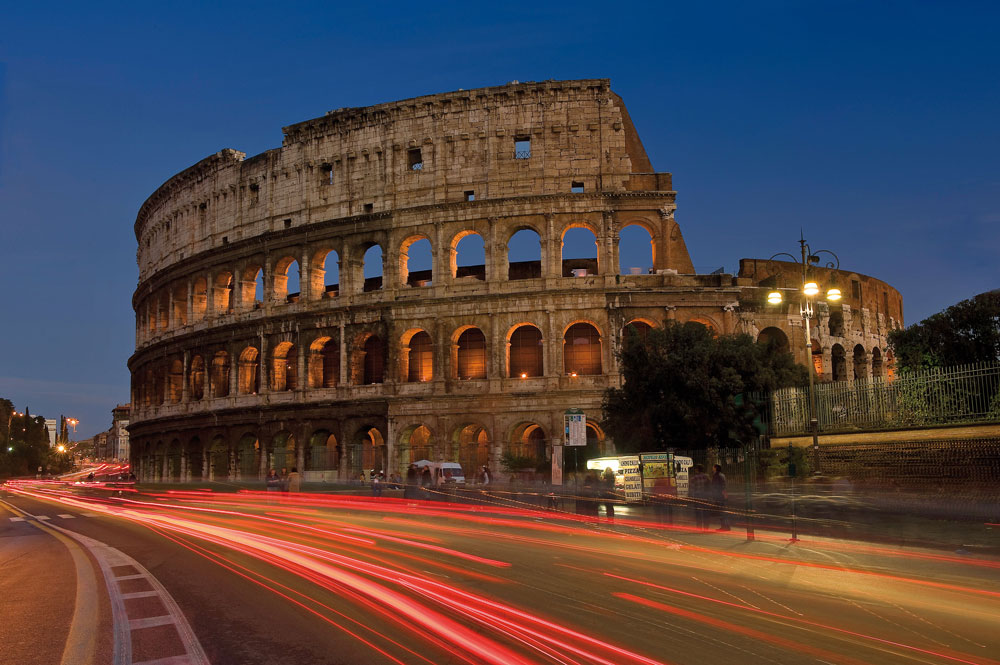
left=826, top=287, right=842, bottom=301
left=767, top=291, right=783, bottom=305
left=803, top=281, right=820, bottom=296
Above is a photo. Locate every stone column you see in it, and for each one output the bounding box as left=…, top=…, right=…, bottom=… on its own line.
left=186, top=279, right=194, bottom=324
left=229, top=347, right=239, bottom=396
left=299, top=250, right=312, bottom=301
left=339, top=323, right=348, bottom=386
left=544, top=213, right=559, bottom=278
left=181, top=351, right=190, bottom=403
left=296, top=332, right=306, bottom=393
left=258, top=333, right=269, bottom=394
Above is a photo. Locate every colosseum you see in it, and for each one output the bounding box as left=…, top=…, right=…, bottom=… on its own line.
left=128, top=78, right=904, bottom=483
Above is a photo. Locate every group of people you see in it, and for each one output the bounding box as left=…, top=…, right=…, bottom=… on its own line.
left=265, top=467, right=301, bottom=493
left=688, top=463, right=730, bottom=531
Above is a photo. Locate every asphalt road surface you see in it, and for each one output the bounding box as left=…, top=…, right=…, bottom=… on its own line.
left=2, top=480, right=999, bottom=665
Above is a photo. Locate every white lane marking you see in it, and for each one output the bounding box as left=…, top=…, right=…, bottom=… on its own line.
left=133, top=656, right=197, bottom=665
left=37, top=515, right=51, bottom=520
left=121, top=590, right=159, bottom=600
left=114, top=573, right=146, bottom=581
left=9, top=516, right=25, bottom=522
left=83, top=513, right=100, bottom=517
left=129, top=615, right=175, bottom=630
left=59, top=514, right=76, bottom=519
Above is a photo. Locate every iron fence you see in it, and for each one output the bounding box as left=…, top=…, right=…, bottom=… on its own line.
left=767, top=361, right=1000, bottom=435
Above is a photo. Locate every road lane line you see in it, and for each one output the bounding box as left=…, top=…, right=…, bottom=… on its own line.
left=132, top=656, right=196, bottom=665
left=129, top=616, right=175, bottom=630
left=59, top=514, right=76, bottom=519
left=9, top=516, right=25, bottom=521
left=121, top=590, right=160, bottom=599
left=36, top=515, right=51, bottom=520
left=115, top=573, right=146, bottom=580
left=0, top=499, right=99, bottom=665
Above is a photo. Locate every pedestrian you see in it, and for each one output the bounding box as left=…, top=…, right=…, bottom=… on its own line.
left=602, top=467, right=616, bottom=521
left=405, top=464, right=417, bottom=499
left=688, top=464, right=711, bottom=530
left=372, top=470, right=382, bottom=497
left=280, top=467, right=290, bottom=493
left=711, top=464, right=730, bottom=531
left=266, top=469, right=281, bottom=492
left=420, top=466, right=431, bottom=498
left=287, top=466, right=301, bottom=493
left=480, top=465, right=491, bottom=486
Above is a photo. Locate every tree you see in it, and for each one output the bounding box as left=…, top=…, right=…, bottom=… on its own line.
left=602, top=321, right=808, bottom=452
left=889, top=290, right=1000, bottom=370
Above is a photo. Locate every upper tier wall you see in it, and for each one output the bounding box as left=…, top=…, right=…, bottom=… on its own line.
left=135, top=79, right=656, bottom=282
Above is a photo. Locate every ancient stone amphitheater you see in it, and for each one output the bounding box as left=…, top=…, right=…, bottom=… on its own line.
left=128, top=79, right=903, bottom=483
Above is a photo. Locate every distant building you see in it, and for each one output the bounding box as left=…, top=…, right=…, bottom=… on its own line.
left=107, top=404, right=131, bottom=461
left=44, top=419, right=57, bottom=448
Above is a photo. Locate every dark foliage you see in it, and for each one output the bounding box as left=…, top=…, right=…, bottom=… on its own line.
left=889, top=290, right=1000, bottom=370
left=603, top=322, right=808, bottom=452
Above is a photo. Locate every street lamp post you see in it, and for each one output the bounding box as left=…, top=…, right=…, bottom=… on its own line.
left=765, top=234, right=841, bottom=475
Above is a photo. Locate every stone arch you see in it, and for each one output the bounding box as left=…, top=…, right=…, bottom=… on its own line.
left=350, top=426, right=386, bottom=476
left=235, top=432, right=261, bottom=480
left=309, top=247, right=340, bottom=299
left=398, top=424, right=434, bottom=467
left=402, top=328, right=433, bottom=383
left=157, top=291, right=169, bottom=331
left=453, top=423, right=491, bottom=475
left=832, top=344, right=847, bottom=382
left=757, top=326, right=790, bottom=353
left=453, top=326, right=487, bottom=380
left=451, top=230, right=486, bottom=280
left=240, top=263, right=264, bottom=309
left=307, top=429, right=339, bottom=472
left=622, top=319, right=654, bottom=347
left=563, top=321, right=603, bottom=376
left=308, top=336, right=339, bottom=388
left=271, top=255, right=301, bottom=303
left=209, top=435, right=229, bottom=481
left=270, top=341, right=297, bottom=391
left=351, top=332, right=385, bottom=385
left=213, top=271, right=233, bottom=314
left=238, top=345, right=260, bottom=394
left=400, top=235, right=433, bottom=287
left=871, top=346, right=884, bottom=379
left=618, top=221, right=656, bottom=275
left=507, top=226, right=542, bottom=280
left=189, top=354, right=206, bottom=400
left=170, top=283, right=187, bottom=327
left=508, top=422, right=547, bottom=466
left=211, top=350, right=230, bottom=397
left=688, top=317, right=720, bottom=336
left=561, top=224, right=599, bottom=277
left=186, top=436, right=204, bottom=481
left=269, top=430, right=296, bottom=474
left=167, top=438, right=183, bottom=481
left=362, top=243, right=384, bottom=292
left=853, top=344, right=868, bottom=382
left=167, top=357, right=184, bottom=404
left=506, top=323, right=544, bottom=378
left=192, top=276, right=208, bottom=321
left=828, top=310, right=845, bottom=337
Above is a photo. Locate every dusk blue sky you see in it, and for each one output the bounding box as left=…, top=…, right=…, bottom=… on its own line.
left=1, top=1, right=997, bottom=439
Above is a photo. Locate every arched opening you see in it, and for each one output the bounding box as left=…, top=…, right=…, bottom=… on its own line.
left=187, top=437, right=204, bottom=481
left=236, top=433, right=260, bottom=479
left=509, top=423, right=547, bottom=468
left=757, top=326, right=790, bottom=354
left=561, top=226, right=599, bottom=277
left=456, top=327, right=487, bottom=379
left=171, top=284, right=187, bottom=327
left=453, top=231, right=486, bottom=280
left=238, top=346, right=260, bottom=394
left=400, top=236, right=433, bottom=287
left=309, top=248, right=340, bottom=299
left=167, top=439, right=182, bottom=481
left=189, top=355, right=205, bottom=400
left=828, top=311, right=845, bottom=337
left=618, top=224, right=654, bottom=275
left=622, top=320, right=653, bottom=348
left=213, top=272, right=233, bottom=314
left=209, top=436, right=229, bottom=481
left=167, top=358, right=183, bottom=403
left=240, top=265, right=263, bottom=310
left=354, top=427, right=385, bottom=475
left=564, top=322, right=602, bottom=375
left=157, top=292, right=169, bottom=331
left=270, top=431, right=296, bottom=473
left=152, top=365, right=165, bottom=405
left=566, top=423, right=604, bottom=474
left=192, top=276, right=208, bottom=321
left=688, top=318, right=719, bottom=336
left=508, top=324, right=543, bottom=378
left=871, top=347, right=883, bottom=379
left=455, top=424, right=490, bottom=476
left=363, top=245, right=383, bottom=292
left=402, top=424, right=434, bottom=465
left=307, top=430, right=339, bottom=471
left=853, top=344, right=868, bottom=382
left=271, top=341, right=297, bottom=391
left=885, top=350, right=896, bottom=382
left=508, top=228, right=542, bottom=280
left=405, top=330, right=433, bottom=382
left=832, top=344, right=847, bottom=382
left=272, top=256, right=300, bottom=303
left=211, top=351, right=230, bottom=397
left=308, top=336, right=339, bottom=388
left=363, top=335, right=385, bottom=384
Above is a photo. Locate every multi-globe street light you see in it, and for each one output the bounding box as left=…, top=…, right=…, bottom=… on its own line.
left=764, top=234, right=841, bottom=474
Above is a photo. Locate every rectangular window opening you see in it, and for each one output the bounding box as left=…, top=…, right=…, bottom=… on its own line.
left=571, top=181, right=585, bottom=193
left=283, top=219, right=292, bottom=229
left=514, top=137, right=531, bottom=159
left=464, top=190, right=475, bottom=202
left=364, top=203, right=374, bottom=213
left=851, top=279, right=861, bottom=299
left=407, top=148, right=423, bottom=170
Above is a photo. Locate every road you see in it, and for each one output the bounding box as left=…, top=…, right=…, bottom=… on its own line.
left=2, top=481, right=999, bottom=665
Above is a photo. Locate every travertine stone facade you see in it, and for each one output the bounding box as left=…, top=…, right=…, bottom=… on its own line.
left=128, top=79, right=902, bottom=484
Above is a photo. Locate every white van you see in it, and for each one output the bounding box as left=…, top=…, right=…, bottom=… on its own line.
left=412, top=460, right=466, bottom=486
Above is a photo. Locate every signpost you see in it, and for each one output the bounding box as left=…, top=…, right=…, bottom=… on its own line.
left=564, top=409, right=586, bottom=485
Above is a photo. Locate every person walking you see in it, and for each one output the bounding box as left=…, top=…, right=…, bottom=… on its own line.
left=287, top=466, right=301, bottom=493
left=688, top=464, right=711, bottom=530
left=280, top=467, right=290, bottom=493
left=480, top=465, right=491, bottom=486
left=371, top=470, right=382, bottom=497
left=711, top=464, right=730, bottom=531
left=404, top=464, right=417, bottom=499
left=602, top=467, right=617, bottom=521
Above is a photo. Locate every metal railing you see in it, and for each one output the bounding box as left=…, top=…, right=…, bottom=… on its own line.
left=767, top=361, right=1000, bottom=435
left=514, top=150, right=531, bottom=160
